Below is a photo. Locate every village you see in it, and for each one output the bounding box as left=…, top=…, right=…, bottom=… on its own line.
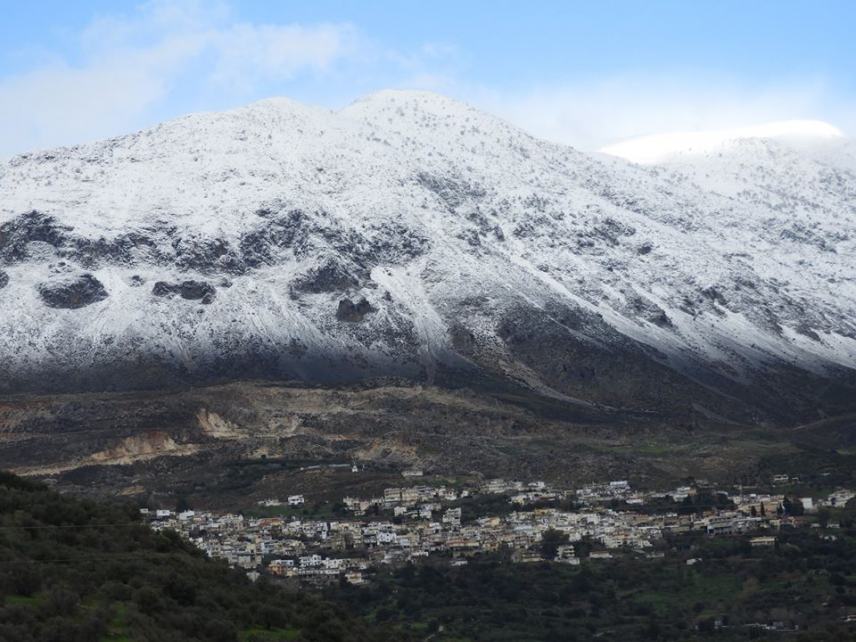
left=145, top=473, right=856, bottom=587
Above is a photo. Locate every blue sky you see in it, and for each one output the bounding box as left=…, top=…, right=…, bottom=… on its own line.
left=1, top=0, right=854, bottom=155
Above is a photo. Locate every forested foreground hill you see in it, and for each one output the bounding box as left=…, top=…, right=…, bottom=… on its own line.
left=2, top=470, right=856, bottom=642
left=327, top=519, right=856, bottom=641
left=0, top=472, right=402, bottom=642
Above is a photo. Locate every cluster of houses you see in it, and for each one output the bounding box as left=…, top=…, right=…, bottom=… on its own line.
left=144, top=476, right=855, bottom=586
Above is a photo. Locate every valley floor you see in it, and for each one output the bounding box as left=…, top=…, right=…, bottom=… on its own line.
left=2, top=381, right=856, bottom=640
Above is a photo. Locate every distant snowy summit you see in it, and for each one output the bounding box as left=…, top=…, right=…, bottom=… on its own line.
left=0, top=91, right=854, bottom=423
left=600, top=120, right=845, bottom=164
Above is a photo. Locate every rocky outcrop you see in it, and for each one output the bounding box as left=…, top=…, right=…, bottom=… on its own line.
left=0, top=210, right=71, bottom=263
left=0, top=270, right=8, bottom=289
left=291, top=258, right=362, bottom=295
left=152, top=280, right=216, bottom=304
left=38, top=273, right=108, bottom=309
left=336, top=298, right=375, bottom=322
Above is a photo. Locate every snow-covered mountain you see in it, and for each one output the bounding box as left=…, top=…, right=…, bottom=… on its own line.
left=599, top=120, right=845, bottom=164
left=1, top=91, right=854, bottom=423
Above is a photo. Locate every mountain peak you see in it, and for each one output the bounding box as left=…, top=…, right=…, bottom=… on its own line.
left=340, top=89, right=498, bottom=128
left=345, top=88, right=469, bottom=110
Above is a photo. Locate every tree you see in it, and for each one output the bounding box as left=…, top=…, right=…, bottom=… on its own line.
left=782, top=497, right=804, bottom=517
left=574, top=536, right=595, bottom=559
left=540, top=528, right=569, bottom=560
left=790, top=498, right=805, bottom=516
left=8, top=562, right=41, bottom=596
left=134, top=586, right=162, bottom=615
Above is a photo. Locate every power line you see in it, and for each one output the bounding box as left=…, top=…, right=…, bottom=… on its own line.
left=0, top=552, right=192, bottom=565
left=0, top=522, right=146, bottom=530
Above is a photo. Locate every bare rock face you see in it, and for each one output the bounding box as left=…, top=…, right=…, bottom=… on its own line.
left=38, top=273, right=108, bottom=309
left=0, top=270, right=8, bottom=289
left=336, top=297, right=375, bottom=322
left=0, top=210, right=70, bottom=263
left=152, top=280, right=216, bottom=304
left=291, top=258, right=362, bottom=295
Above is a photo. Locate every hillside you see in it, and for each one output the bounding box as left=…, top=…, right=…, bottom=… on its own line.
left=0, top=471, right=401, bottom=642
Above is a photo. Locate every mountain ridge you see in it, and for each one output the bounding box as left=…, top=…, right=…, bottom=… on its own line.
left=1, top=90, right=854, bottom=423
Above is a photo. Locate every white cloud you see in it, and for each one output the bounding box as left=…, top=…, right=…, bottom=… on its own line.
left=0, top=1, right=358, bottom=156
left=600, top=119, right=845, bottom=164
left=1, top=3, right=850, bottom=157
left=474, top=77, right=853, bottom=151
left=207, top=23, right=360, bottom=90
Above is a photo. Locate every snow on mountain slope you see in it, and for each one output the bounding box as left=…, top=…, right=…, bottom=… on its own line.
left=599, top=120, right=844, bottom=164
left=0, top=91, right=854, bottom=421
